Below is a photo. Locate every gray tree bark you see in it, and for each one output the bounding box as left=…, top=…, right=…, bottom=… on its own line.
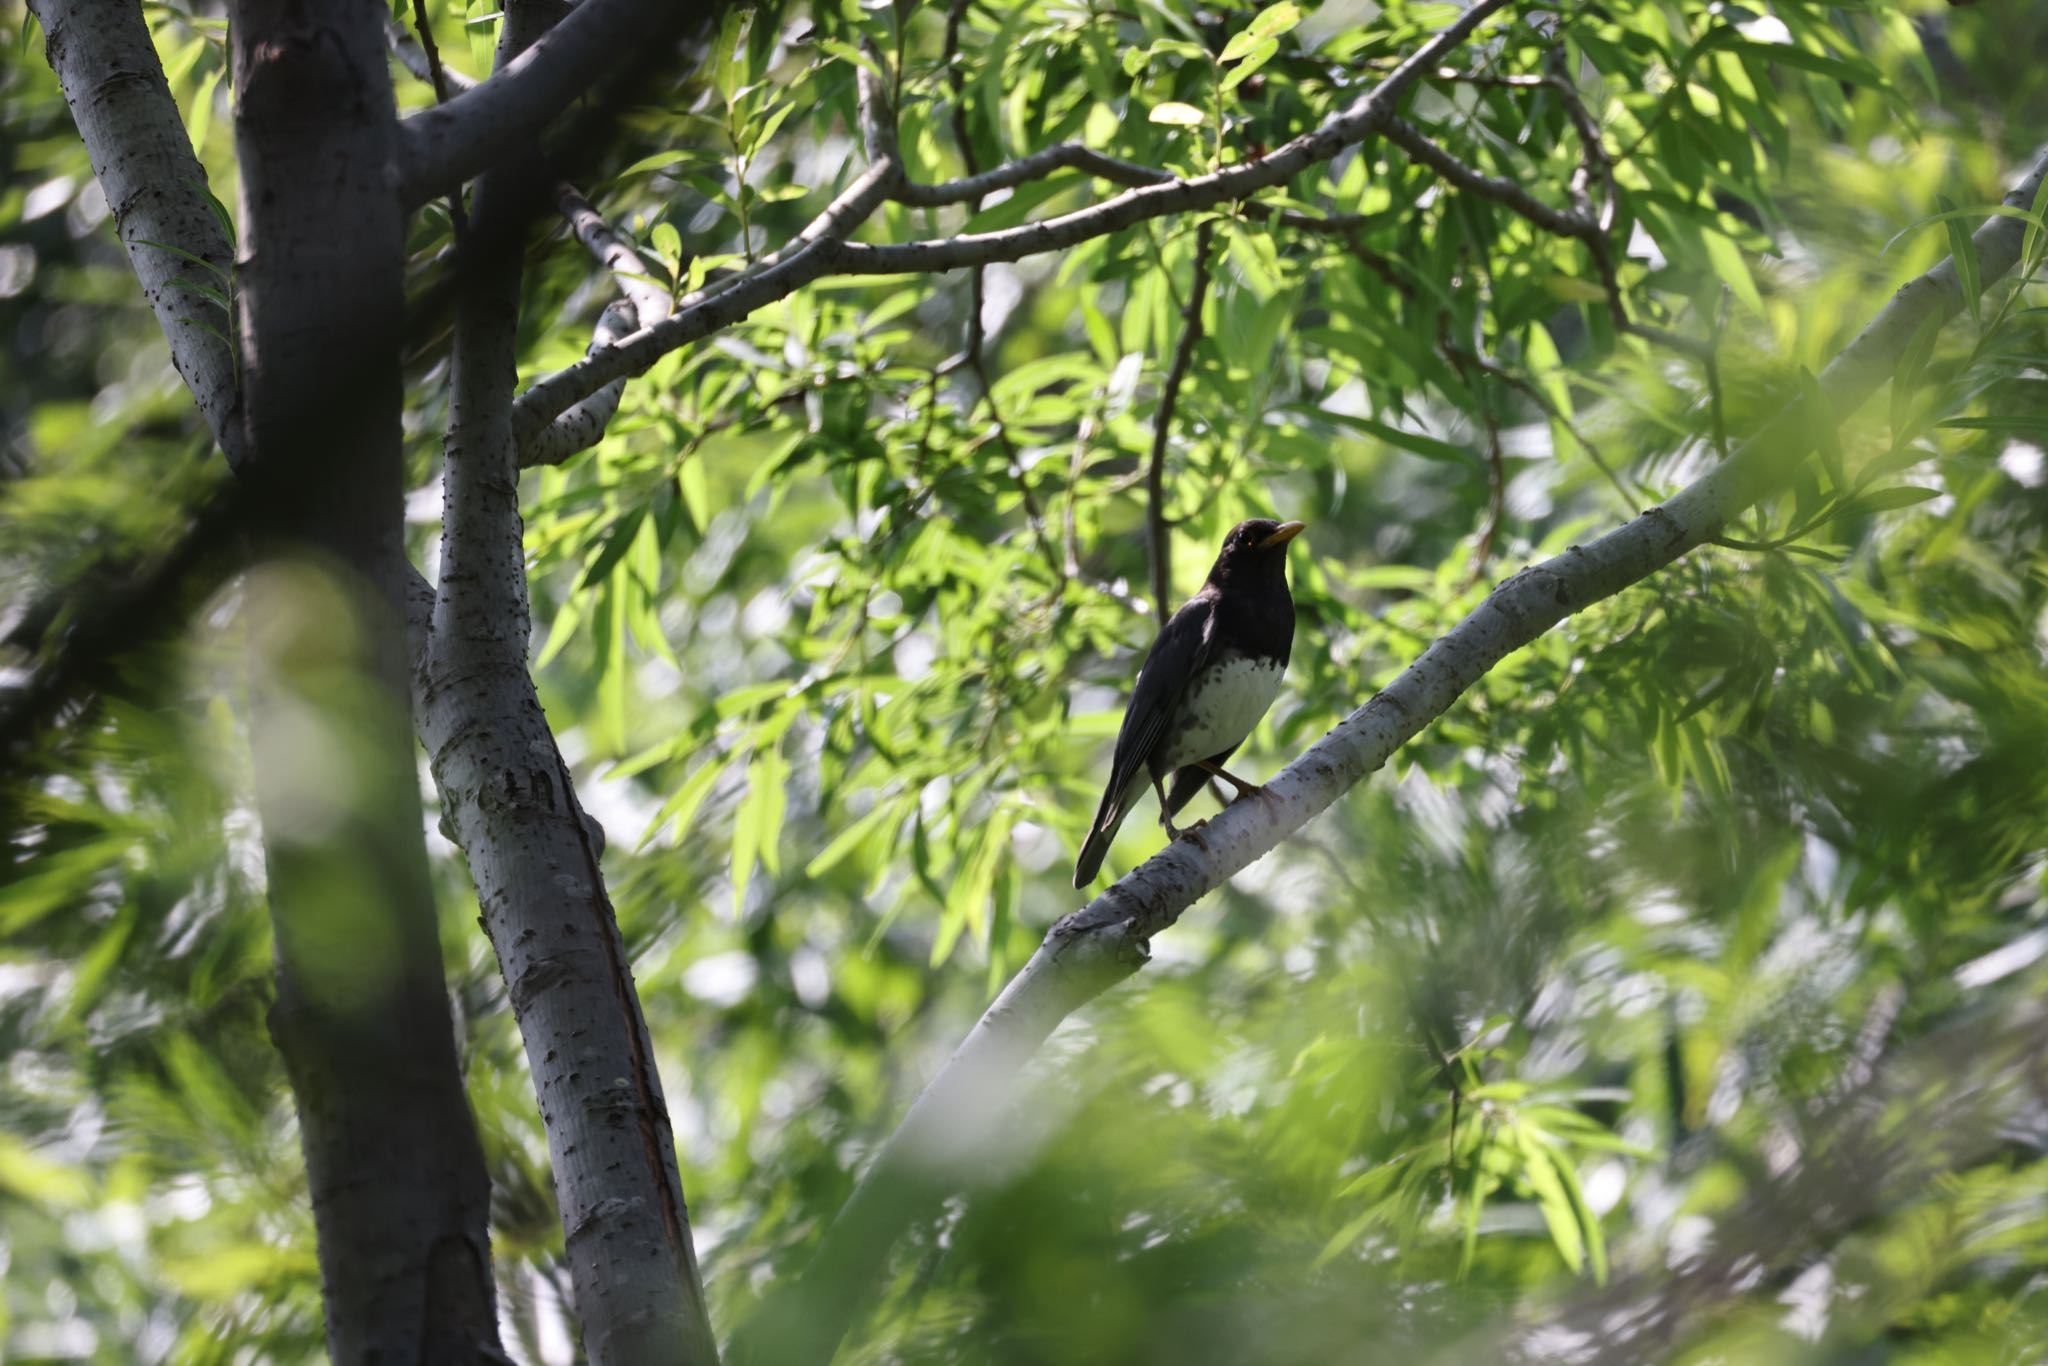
left=27, top=0, right=245, bottom=468
left=415, top=2, right=721, bottom=1361
left=228, top=1, right=503, bottom=1360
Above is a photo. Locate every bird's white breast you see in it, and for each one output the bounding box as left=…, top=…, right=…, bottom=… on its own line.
left=1157, top=651, right=1285, bottom=769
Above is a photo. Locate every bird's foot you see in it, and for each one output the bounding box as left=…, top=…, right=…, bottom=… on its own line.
left=1203, top=764, right=1272, bottom=805
left=1167, top=817, right=1212, bottom=852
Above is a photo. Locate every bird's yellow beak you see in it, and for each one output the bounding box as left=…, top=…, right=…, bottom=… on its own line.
left=1259, top=520, right=1307, bottom=549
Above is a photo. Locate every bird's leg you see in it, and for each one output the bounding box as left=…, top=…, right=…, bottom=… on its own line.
left=1154, top=774, right=1210, bottom=850
left=1200, top=760, right=1274, bottom=804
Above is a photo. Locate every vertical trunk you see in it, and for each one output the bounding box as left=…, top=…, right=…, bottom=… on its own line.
left=417, top=2, right=720, bottom=1359
left=230, top=1, right=502, bottom=1359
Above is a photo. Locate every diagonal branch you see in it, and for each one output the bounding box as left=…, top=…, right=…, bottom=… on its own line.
left=739, top=144, right=2048, bottom=1366
left=394, top=0, right=688, bottom=208
left=1381, top=114, right=1596, bottom=240
left=509, top=0, right=1517, bottom=444
left=558, top=184, right=674, bottom=325
left=387, top=9, right=478, bottom=93
left=28, top=0, right=246, bottom=469
left=511, top=66, right=908, bottom=456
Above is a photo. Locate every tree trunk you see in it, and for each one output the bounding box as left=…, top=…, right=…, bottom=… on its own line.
left=230, top=1, right=502, bottom=1359
left=416, top=1, right=721, bottom=1359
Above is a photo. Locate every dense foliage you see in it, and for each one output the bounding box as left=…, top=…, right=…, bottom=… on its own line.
left=4, top=0, right=2048, bottom=1360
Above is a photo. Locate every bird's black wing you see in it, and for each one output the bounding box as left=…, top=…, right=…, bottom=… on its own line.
left=1100, top=593, right=1216, bottom=808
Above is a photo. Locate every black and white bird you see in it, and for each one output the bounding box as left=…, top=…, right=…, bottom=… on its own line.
left=1073, top=518, right=1303, bottom=888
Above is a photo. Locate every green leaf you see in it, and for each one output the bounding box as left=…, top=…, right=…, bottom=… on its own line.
left=1830, top=486, right=1940, bottom=518
left=2024, top=172, right=2048, bottom=278
left=650, top=221, right=683, bottom=266
left=1889, top=310, right=1943, bottom=447
left=1248, top=1, right=1302, bottom=41
left=185, top=65, right=223, bottom=159
left=577, top=506, right=649, bottom=591
left=1939, top=415, right=2048, bottom=434
left=1219, top=28, right=1265, bottom=63
left=677, top=456, right=711, bottom=533
left=1879, top=204, right=2043, bottom=260
left=1315, top=410, right=1472, bottom=465
left=1148, top=101, right=1206, bottom=127
left=134, top=238, right=230, bottom=283
left=1702, top=229, right=1763, bottom=316
left=805, top=796, right=902, bottom=878
left=1220, top=40, right=1278, bottom=91
left=1938, top=194, right=1981, bottom=324
left=1518, top=1137, right=1585, bottom=1274
left=642, top=755, right=729, bottom=849
left=1798, top=367, right=1842, bottom=490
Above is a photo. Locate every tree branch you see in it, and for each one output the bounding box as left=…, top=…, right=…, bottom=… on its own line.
left=519, top=300, right=639, bottom=467
left=740, top=144, right=2048, bottom=1366
left=389, top=17, right=668, bottom=470
left=28, top=0, right=246, bottom=469
left=508, top=0, right=1517, bottom=443
left=896, top=142, right=1171, bottom=206
left=387, top=9, right=479, bottom=93
left=394, top=0, right=685, bottom=208
left=510, top=89, right=907, bottom=454
left=559, top=184, right=673, bottom=325
left=1381, top=114, right=1596, bottom=241
left=418, top=3, right=720, bottom=1360
left=226, top=0, right=505, bottom=1354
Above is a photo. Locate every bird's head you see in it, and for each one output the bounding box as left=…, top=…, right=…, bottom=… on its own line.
left=1205, top=517, right=1305, bottom=587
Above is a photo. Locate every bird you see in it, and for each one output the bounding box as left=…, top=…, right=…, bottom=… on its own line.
left=1073, top=517, right=1303, bottom=888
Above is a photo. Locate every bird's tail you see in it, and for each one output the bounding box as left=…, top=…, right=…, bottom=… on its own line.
left=1073, top=773, right=1141, bottom=888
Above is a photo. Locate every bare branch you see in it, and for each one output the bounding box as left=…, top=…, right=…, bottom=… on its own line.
left=510, top=71, right=908, bottom=454
left=897, top=142, right=1172, bottom=206
left=559, top=185, right=672, bottom=325
left=519, top=301, right=638, bottom=467
left=1381, top=115, right=1595, bottom=240
left=394, top=0, right=682, bottom=209
left=1439, top=322, right=1507, bottom=587
left=28, top=0, right=246, bottom=469
left=1146, top=220, right=1216, bottom=618
left=395, top=5, right=671, bottom=471
left=407, top=0, right=460, bottom=105
left=386, top=10, right=478, bottom=92
left=510, top=0, right=1517, bottom=440
left=422, top=1, right=720, bottom=1358
left=749, top=145, right=2048, bottom=1366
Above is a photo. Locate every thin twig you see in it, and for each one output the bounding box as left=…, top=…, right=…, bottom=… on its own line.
left=509, top=0, right=1519, bottom=437
left=940, top=0, right=1064, bottom=589
left=1438, top=316, right=1508, bottom=588
left=406, top=2, right=468, bottom=236
left=1448, top=337, right=1640, bottom=510
left=898, top=143, right=1171, bottom=205
left=1382, top=115, right=1596, bottom=241
left=1146, top=220, right=1216, bottom=618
